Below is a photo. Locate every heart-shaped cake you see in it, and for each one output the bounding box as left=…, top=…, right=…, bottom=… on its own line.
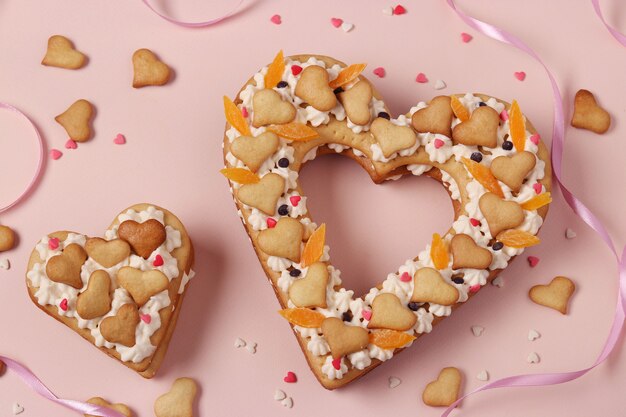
left=222, top=53, right=552, bottom=389
left=25, top=204, right=194, bottom=378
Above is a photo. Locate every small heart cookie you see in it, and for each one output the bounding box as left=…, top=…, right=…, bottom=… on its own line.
left=411, top=96, right=454, bottom=137
left=368, top=293, right=417, bottom=331
left=450, top=234, right=492, bottom=270
left=41, top=35, right=87, bottom=70
left=46, top=243, right=87, bottom=289
left=237, top=173, right=285, bottom=216
left=338, top=80, right=373, bottom=125
left=100, top=303, right=140, bottom=347
left=571, top=89, right=611, bottom=134
left=154, top=378, right=198, bottom=417
left=370, top=117, right=417, bottom=158
left=76, top=270, right=112, bottom=320
left=117, top=267, right=170, bottom=306
left=452, top=106, right=500, bottom=148
left=478, top=193, right=524, bottom=237
left=230, top=132, right=280, bottom=173
left=0, top=225, right=15, bottom=252
left=132, top=49, right=171, bottom=88
left=422, top=367, right=462, bottom=407
left=85, top=238, right=131, bottom=268
left=529, top=276, right=575, bottom=314
left=295, top=65, right=337, bottom=111
left=117, top=219, right=166, bottom=259
left=252, top=89, right=297, bottom=127
left=321, top=317, right=369, bottom=358
left=55, top=99, right=94, bottom=142
left=85, top=397, right=132, bottom=417
left=257, top=217, right=303, bottom=262
left=411, top=267, right=458, bottom=306
left=490, top=151, right=536, bottom=192
left=288, top=262, right=329, bottom=308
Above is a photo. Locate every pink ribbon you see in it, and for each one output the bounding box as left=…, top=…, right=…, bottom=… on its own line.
left=592, top=0, right=626, bottom=46
left=442, top=1, right=626, bottom=416
left=141, top=0, right=245, bottom=28
left=0, top=103, right=45, bottom=213
left=0, top=355, right=126, bottom=417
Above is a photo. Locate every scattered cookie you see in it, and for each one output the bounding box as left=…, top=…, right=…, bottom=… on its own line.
left=471, top=325, right=484, bottom=337
left=368, top=293, right=417, bottom=331
left=295, top=65, right=336, bottom=111
left=117, top=267, right=169, bottom=306
left=76, top=270, right=112, bottom=320
left=257, top=217, right=303, bottom=262
left=321, top=317, right=369, bottom=358
left=230, top=132, right=280, bottom=173
left=490, top=151, right=536, bottom=192
left=154, top=378, right=197, bottom=417
left=117, top=219, right=166, bottom=259
left=288, top=262, right=328, bottom=308
left=234, top=337, right=246, bottom=348
left=252, top=89, right=297, bottom=127
left=132, top=49, right=171, bottom=88
left=12, top=403, right=24, bottom=415
left=411, top=96, right=453, bottom=137
left=237, top=173, right=285, bottom=216
left=274, top=389, right=286, bottom=401
left=527, top=352, right=540, bottom=364
left=452, top=105, right=500, bottom=148
left=422, top=367, right=462, bottom=407
left=85, top=397, right=132, bottom=417
left=283, top=371, right=297, bottom=383
left=388, top=376, right=402, bottom=389
left=85, top=238, right=131, bottom=268
left=41, top=35, right=87, bottom=69
left=565, top=228, right=577, bottom=239
left=528, top=329, right=540, bottom=341
left=450, top=234, right=492, bottom=269
left=55, top=99, right=94, bottom=142
left=0, top=225, right=16, bottom=252
left=529, top=276, right=575, bottom=314
left=370, top=117, right=417, bottom=158
left=411, top=267, right=458, bottom=306
left=571, top=89, right=610, bottom=134
left=476, top=369, right=489, bottom=381
left=478, top=193, right=524, bottom=237
left=46, top=243, right=87, bottom=288
left=246, top=341, right=257, bottom=354
left=338, top=80, right=373, bottom=125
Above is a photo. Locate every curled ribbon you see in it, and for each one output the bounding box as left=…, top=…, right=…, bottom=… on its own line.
left=592, top=0, right=626, bottom=46
left=442, top=1, right=626, bottom=416
left=0, top=103, right=45, bottom=213
left=0, top=355, right=126, bottom=417
left=141, top=0, right=245, bottom=28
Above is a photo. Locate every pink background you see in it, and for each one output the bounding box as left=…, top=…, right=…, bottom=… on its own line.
left=1, top=0, right=625, bottom=416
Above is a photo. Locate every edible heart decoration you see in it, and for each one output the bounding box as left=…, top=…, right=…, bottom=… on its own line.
left=222, top=53, right=552, bottom=389
left=25, top=204, right=194, bottom=378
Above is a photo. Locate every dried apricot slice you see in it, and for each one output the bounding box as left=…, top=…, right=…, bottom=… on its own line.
left=301, top=223, right=326, bottom=267
left=267, top=122, right=319, bottom=141
left=462, top=157, right=505, bottom=198
left=328, top=63, right=367, bottom=89
left=265, top=50, right=285, bottom=89
left=279, top=308, right=326, bottom=328
left=509, top=100, right=526, bottom=153
left=430, top=233, right=449, bottom=270
left=450, top=95, right=470, bottom=122
left=496, top=229, right=541, bottom=248
left=521, top=192, right=552, bottom=211
left=220, top=168, right=260, bottom=184
left=223, top=96, right=251, bottom=136
left=369, top=329, right=416, bottom=349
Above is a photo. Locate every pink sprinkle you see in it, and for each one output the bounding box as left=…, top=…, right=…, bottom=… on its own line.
left=434, top=138, right=445, bottom=149
left=469, top=218, right=481, bottom=227
left=533, top=183, right=543, bottom=194
left=500, top=109, right=509, bottom=121
left=241, top=107, right=249, bottom=118
left=373, top=67, right=386, bottom=78
left=65, top=139, right=77, bottom=149
left=291, top=65, right=303, bottom=76
left=59, top=299, right=68, bottom=311
left=514, top=71, right=526, bottom=81
left=153, top=254, right=164, bottom=267
left=289, top=195, right=301, bottom=207
left=270, top=14, right=281, bottom=25
left=113, top=134, right=126, bottom=145
left=461, top=32, right=473, bottom=43
left=361, top=310, right=372, bottom=321
left=330, top=17, right=343, bottom=28
left=48, top=237, right=60, bottom=250
left=50, top=149, right=63, bottom=160
left=140, top=314, right=152, bottom=324
left=266, top=218, right=277, bottom=228
left=415, top=72, right=428, bottom=83
left=527, top=256, right=540, bottom=267
left=393, top=5, right=407, bottom=15
left=332, top=357, right=342, bottom=370
left=284, top=371, right=297, bottom=383
left=530, top=133, right=540, bottom=145
left=469, top=284, right=481, bottom=294
left=399, top=272, right=411, bottom=282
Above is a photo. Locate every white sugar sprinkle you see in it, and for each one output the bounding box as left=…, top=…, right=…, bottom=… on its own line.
left=471, top=325, right=484, bottom=337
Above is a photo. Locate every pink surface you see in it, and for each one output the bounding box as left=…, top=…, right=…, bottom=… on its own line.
left=1, top=1, right=625, bottom=416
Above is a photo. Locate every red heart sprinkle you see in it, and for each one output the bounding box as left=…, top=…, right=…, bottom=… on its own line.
left=153, top=254, right=164, bottom=267
left=113, top=134, right=126, bottom=145
left=533, top=183, right=543, bottom=194
left=469, top=284, right=481, bottom=293
left=59, top=299, right=68, bottom=311
left=284, top=371, right=297, bottom=383
left=50, top=149, right=63, bottom=160
left=361, top=309, right=372, bottom=321
left=527, top=256, right=540, bottom=267
left=290, top=195, right=302, bottom=207
left=373, top=67, right=386, bottom=78
left=514, top=71, right=526, bottom=81
left=530, top=134, right=540, bottom=145
left=241, top=107, right=249, bottom=118
left=332, top=357, right=342, bottom=370
left=415, top=72, right=428, bottom=83
left=65, top=139, right=77, bottom=149
left=267, top=218, right=277, bottom=228
left=461, top=32, right=473, bottom=43
left=291, top=65, right=303, bottom=76
left=399, top=272, right=411, bottom=282
left=434, top=138, right=445, bottom=149
left=330, top=17, right=343, bottom=28
left=270, top=14, right=281, bottom=25
left=393, top=5, right=407, bottom=15
left=140, top=314, right=152, bottom=324
left=48, top=237, right=60, bottom=250
left=469, top=218, right=481, bottom=227
left=500, top=110, right=509, bottom=121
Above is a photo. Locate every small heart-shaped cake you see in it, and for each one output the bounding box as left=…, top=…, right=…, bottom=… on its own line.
left=85, top=397, right=132, bottom=417
left=368, top=293, right=417, bottom=331
left=529, top=276, right=575, bottom=314
left=132, top=49, right=171, bottom=88
left=422, top=367, right=462, bottom=407
left=230, top=132, right=280, bottom=173
left=289, top=262, right=329, bottom=308
left=55, top=99, right=94, bottom=142
left=450, top=234, right=492, bottom=270
left=41, top=35, right=87, bottom=70
left=479, top=193, right=525, bottom=237
left=411, top=95, right=454, bottom=137
left=295, top=65, right=337, bottom=111
left=370, top=117, right=417, bottom=158
left=452, top=105, right=500, bottom=147
left=252, top=89, right=297, bottom=127
left=257, top=217, right=303, bottom=262
left=411, top=267, right=459, bottom=306
left=237, top=173, right=285, bottom=216
left=321, top=317, right=369, bottom=358
left=154, top=378, right=198, bottom=417
left=490, top=151, right=536, bottom=192
left=26, top=204, right=194, bottom=378
left=338, top=80, right=373, bottom=125
left=571, top=89, right=611, bottom=134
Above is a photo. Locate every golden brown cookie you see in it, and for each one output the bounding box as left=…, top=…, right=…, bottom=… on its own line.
left=295, top=65, right=337, bottom=111
left=237, top=173, right=285, bottom=216
left=490, top=151, right=536, bottom=192
left=100, top=303, right=140, bottom=347
left=132, top=49, right=171, bottom=88
left=422, top=367, right=462, bottom=407
left=478, top=193, right=525, bottom=237
left=450, top=234, right=492, bottom=270
left=85, top=238, right=131, bottom=268
left=370, top=117, right=417, bottom=158
left=76, top=270, right=112, bottom=320
left=46, top=244, right=87, bottom=289
left=451, top=105, right=500, bottom=147
left=571, top=89, right=610, bottom=134
left=154, top=378, right=197, bottom=417
left=411, top=267, right=458, bottom=306
left=117, top=267, right=169, bottom=306
left=230, top=132, right=280, bottom=173
left=257, top=217, right=303, bottom=262
left=85, top=397, right=132, bottom=417
left=41, top=35, right=87, bottom=69
left=368, top=293, right=417, bottom=331
left=288, top=262, right=328, bottom=308
left=529, top=276, right=575, bottom=314
left=411, top=96, right=453, bottom=137
left=117, top=219, right=166, bottom=259
left=55, top=99, right=94, bottom=142
left=321, top=317, right=369, bottom=358
left=0, top=225, right=16, bottom=252
left=338, top=80, right=373, bottom=125
left=252, top=89, right=297, bottom=127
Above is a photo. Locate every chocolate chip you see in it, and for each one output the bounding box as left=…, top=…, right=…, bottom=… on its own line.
left=278, top=204, right=289, bottom=216
left=278, top=158, right=290, bottom=168
left=452, top=277, right=465, bottom=284
left=277, top=81, right=288, bottom=88
left=333, top=87, right=344, bottom=95
left=492, top=242, right=504, bottom=251
left=502, top=140, right=513, bottom=151
left=342, top=311, right=353, bottom=322
left=470, top=152, right=483, bottom=163
left=289, top=269, right=301, bottom=277
left=408, top=302, right=419, bottom=311
left=478, top=102, right=487, bottom=107
left=377, top=111, right=391, bottom=120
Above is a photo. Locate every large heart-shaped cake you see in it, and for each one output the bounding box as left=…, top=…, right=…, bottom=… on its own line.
left=25, top=204, right=194, bottom=378
left=222, top=53, right=552, bottom=389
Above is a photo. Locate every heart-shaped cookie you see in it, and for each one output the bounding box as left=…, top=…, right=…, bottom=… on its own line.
left=295, top=65, right=337, bottom=111
left=252, top=89, right=297, bottom=127
left=230, top=132, right=280, bottom=173
left=338, top=80, right=373, bottom=125
left=55, top=99, right=94, bottom=142
left=41, top=35, right=87, bottom=70
left=289, top=262, right=329, bottom=308
left=25, top=204, right=194, bottom=378
left=85, top=397, right=132, bottom=417
left=154, top=378, right=197, bottom=417
left=490, top=151, right=536, bottom=192
left=529, top=276, right=575, bottom=314
left=117, top=219, right=166, bottom=259
left=223, top=54, right=551, bottom=389
left=237, top=173, right=285, bottom=216
left=422, top=367, right=462, bottom=407
left=571, top=89, right=611, bottom=134
left=132, top=49, right=171, bottom=88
